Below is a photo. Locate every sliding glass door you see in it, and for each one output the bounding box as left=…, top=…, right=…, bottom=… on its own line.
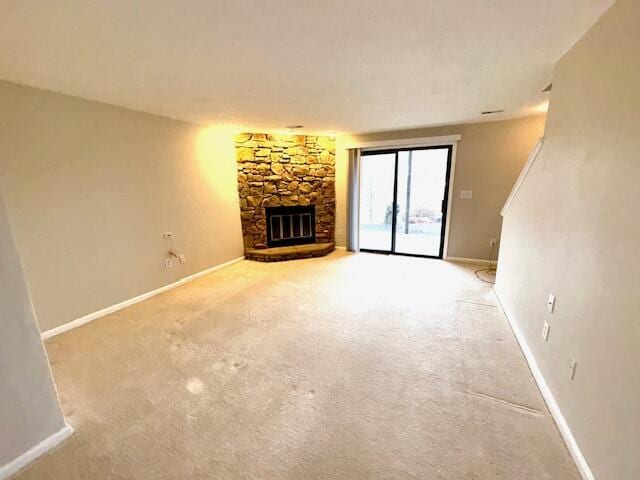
left=358, top=152, right=396, bottom=252
left=359, top=146, right=452, bottom=258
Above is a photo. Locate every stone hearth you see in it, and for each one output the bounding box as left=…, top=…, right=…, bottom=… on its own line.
left=235, top=133, right=335, bottom=258
left=245, top=242, right=335, bottom=262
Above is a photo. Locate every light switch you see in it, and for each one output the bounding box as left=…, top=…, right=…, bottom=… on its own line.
left=569, top=358, right=577, bottom=381
left=548, top=294, right=556, bottom=313
left=460, top=190, right=473, bottom=199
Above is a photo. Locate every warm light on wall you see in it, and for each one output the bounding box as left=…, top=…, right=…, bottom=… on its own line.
left=533, top=100, right=550, bottom=113
left=196, top=125, right=238, bottom=198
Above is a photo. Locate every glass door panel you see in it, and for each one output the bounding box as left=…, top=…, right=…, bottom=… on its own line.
left=394, top=148, right=450, bottom=257
left=359, top=152, right=396, bottom=252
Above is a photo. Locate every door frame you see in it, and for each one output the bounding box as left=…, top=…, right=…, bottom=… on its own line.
left=358, top=145, right=454, bottom=259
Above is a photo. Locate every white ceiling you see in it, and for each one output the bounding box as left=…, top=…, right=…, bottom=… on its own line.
left=0, top=0, right=614, bottom=134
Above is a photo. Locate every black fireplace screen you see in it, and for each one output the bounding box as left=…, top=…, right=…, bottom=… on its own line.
left=265, top=205, right=316, bottom=247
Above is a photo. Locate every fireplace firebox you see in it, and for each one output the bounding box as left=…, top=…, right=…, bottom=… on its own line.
left=265, top=205, right=316, bottom=247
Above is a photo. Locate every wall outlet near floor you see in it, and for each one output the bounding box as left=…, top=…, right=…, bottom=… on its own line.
left=547, top=293, right=556, bottom=313
left=541, top=321, right=550, bottom=341
left=165, top=258, right=173, bottom=268
left=460, top=190, right=473, bottom=199
left=178, top=254, right=186, bottom=264
left=489, top=238, right=497, bottom=248
left=569, top=358, right=578, bottom=381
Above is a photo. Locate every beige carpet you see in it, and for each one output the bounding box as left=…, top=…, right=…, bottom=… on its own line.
left=17, top=251, right=579, bottom=479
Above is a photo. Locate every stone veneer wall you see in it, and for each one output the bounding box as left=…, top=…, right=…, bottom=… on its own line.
left=235, top=133, right=336, bottom=250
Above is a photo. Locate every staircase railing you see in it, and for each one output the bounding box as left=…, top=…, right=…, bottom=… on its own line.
left=501, top=137, right=545, bottom=216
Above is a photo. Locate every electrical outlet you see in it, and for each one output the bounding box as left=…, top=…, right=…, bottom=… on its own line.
left=489, top=238, right=497, bottom=248
left=165, top=258, right=173, bottom=268
left=541, top=321, right=550, bottom=341
left=569, top=358, right=577, bottom=381
left=163, top=232, right=173, bottom=239
left=178, top=254, right=186, bottom=264
left=548, top=294, right=556, bottom=313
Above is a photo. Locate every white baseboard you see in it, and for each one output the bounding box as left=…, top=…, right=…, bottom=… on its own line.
left=41, top=256, right=245, bottom=340
left=0, top=424, right=73, bottom=480
left=493, top=289, right=595, bottom=480
left=444, top=256, right=495, bottom=265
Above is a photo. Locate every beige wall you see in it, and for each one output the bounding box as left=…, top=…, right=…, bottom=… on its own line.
left=0, top=81, right=244, bottom=333
left=495, top=1, right=639, bottom=479
left=335, top=115, right=546, bottom=258
left=0, top=188, right=66, bottom=468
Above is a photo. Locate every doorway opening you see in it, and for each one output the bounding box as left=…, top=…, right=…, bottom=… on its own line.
left=359, top=145, right=453, bottom=258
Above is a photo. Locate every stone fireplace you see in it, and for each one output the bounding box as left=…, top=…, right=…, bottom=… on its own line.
left=235, top=133, right=336, bottom=261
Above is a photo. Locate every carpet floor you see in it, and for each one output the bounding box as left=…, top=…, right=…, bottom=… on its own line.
left=16, top=251, right=579, bottom=479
